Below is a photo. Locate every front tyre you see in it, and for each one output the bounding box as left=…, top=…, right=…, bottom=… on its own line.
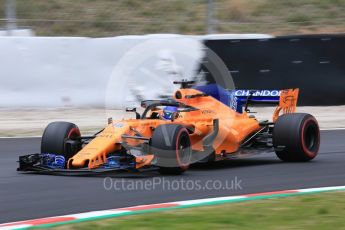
left=151, top=124, right=192, bottom=175
left=273, top=113, right=320, bottom=162
left=41, top=121, right=81, bottom=160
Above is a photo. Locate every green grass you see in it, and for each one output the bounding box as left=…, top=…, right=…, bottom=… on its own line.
left=50, top=191, right=345, bottom=230
left=0, top=0, right=345, bottom=36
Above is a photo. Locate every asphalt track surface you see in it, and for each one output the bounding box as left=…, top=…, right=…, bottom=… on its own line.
left=1, top=130, right=344, bottom=223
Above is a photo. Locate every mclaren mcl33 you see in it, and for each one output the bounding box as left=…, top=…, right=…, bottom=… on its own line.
left=18, top=81, right=320, bottom=175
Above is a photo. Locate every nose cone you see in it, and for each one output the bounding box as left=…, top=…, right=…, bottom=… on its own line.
left=68, top=133, right=124, bottom=169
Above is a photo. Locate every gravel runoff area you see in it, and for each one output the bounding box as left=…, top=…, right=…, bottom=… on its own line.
left=0, top=106, right=344, bottom=137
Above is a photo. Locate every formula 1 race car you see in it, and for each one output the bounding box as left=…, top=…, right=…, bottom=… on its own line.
left=18, top=81, right=320, bottom=175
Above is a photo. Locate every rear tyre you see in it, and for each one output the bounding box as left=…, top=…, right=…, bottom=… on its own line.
left=41, top=121, right=81, bottom=160
left=151, top=124, right=192, bottom=175
left=273, top=113, right=320, bottom=162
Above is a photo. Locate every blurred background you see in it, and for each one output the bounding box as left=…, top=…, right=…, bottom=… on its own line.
left=0, top=0, right=345, bottom=37
left=0, top=0, right=344, bottom=136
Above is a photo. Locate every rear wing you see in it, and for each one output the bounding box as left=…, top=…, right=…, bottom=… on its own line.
left=234, top=89, right=281, bottom=105
left=232, top=89, right=299, bottom=121
left=193, top=84, right=299, bottom=120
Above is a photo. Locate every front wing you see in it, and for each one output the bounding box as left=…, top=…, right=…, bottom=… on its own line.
left=17, top=153, right=158, bottom=176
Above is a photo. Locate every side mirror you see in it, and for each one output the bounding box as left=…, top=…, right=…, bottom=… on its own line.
left=126, top=107, right=140, bottom=119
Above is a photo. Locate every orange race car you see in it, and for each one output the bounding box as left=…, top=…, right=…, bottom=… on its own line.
left=18, top=81, right=320, bottom=175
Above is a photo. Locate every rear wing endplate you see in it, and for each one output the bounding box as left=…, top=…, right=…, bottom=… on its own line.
left=273, top=88, right=299, bottom=122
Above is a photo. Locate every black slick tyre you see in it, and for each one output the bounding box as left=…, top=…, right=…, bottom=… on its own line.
left=41, top=121, right=81, bottom=160
left=151, top=124, right=192, bottom=175
left=273, top=113, right=320, bottom=162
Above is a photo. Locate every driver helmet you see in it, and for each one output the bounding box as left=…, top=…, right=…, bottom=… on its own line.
left=162, top=106, right=178, bottom=120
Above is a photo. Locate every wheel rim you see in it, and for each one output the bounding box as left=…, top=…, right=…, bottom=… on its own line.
left=176, top=132, right=191, bottom=168
left=302, top=119, right=320, bottom=156
left=65, top=127, right=81, bottom=159
left=67, top=127, right=80, bottom=138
